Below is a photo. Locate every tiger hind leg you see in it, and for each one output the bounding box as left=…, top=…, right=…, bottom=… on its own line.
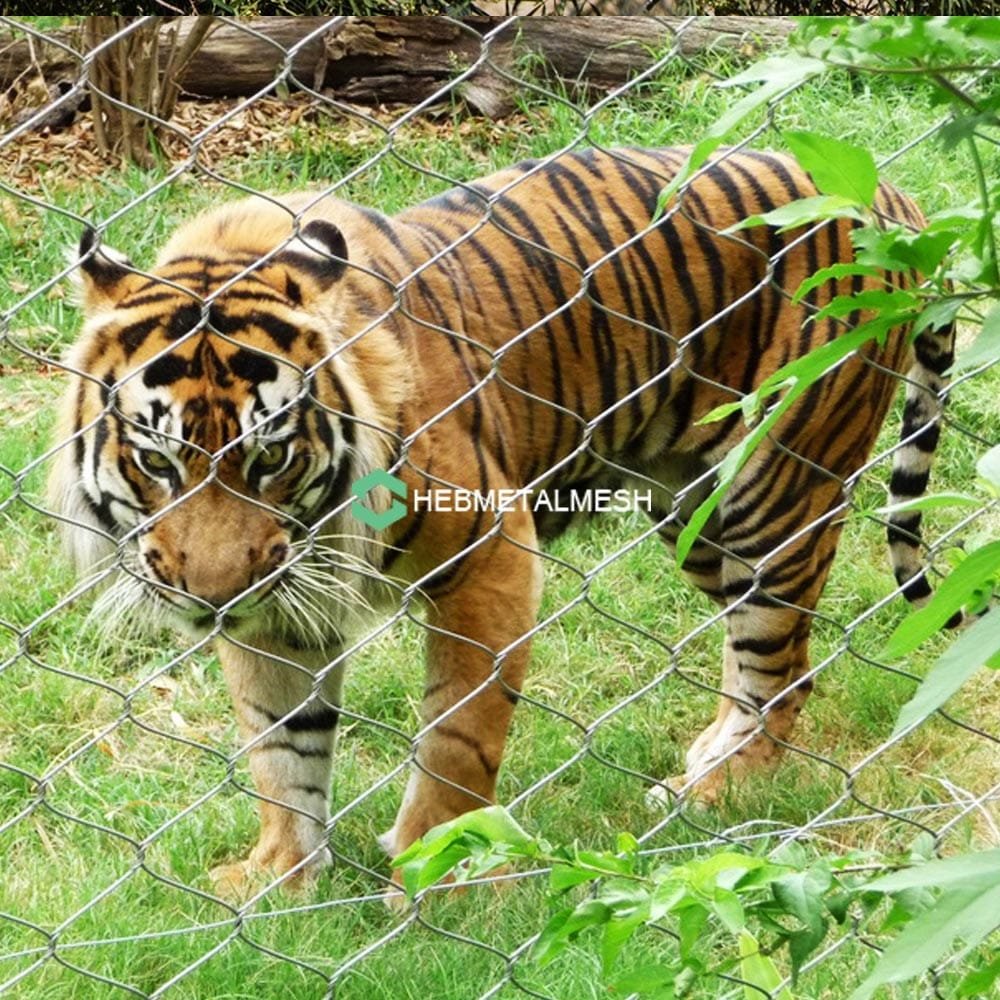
left=673, top=454, right=847, bottom=803
left=677, top=604, right=815, bottom=802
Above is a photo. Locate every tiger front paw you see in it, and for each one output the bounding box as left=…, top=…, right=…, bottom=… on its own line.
left=209, top=844, right=331, bottom=900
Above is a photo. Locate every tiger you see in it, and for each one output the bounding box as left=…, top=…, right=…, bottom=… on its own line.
left=48, top=146, right=954, bottom=893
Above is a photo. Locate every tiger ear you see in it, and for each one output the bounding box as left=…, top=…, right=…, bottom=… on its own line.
left=75, top=227, right=133, bottom=309
left=277, top=219, right=349, bottom=304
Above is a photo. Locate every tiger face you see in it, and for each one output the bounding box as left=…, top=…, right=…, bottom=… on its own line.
left=49, top=147, right=953, bottom=896
left=49, top=207, right=401, bottom=648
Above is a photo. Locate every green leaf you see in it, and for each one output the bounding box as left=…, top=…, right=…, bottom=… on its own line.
left=880, top=888, right=935, bottom=933
left=886, top=229, right=958, bottom=275
left=863, top=850, right=1000, bottom=893
left=792, top=262, right=881, bottom=304
left=656, top=55, right=825, bottom=217
left=677, top=903, right=709, bottom=963
left=738, top=930, right=793, bottom=1000
left=600, top=881, right=651, bottom=919
left=697, top=397, right=745, bottom=426
left=912, top=296, right=964, bottom=337
left=602, top=911, right=648, bottom=975
left=717, top=54, right=828, bottom=90
left=864, top=492, right=980, bottom=517
left=733, top=861, right=795, bottom=891
left=773, top=870, right=830, bottom=930
left=824, top=891, right=852, bottom=925
left=773, top=869, right=832, bottom=981
left=392, top=806, right=536, bottom=895
left=532, top=906, right=574, bottom=967
left=574, top=848, right=633, bottom=877
left=401, top=841, right=474, bottom=896
left=783, top=131, right=878, bottom=205
left=849, top=224, right=956, bottom=276
left=883, top=540, right=1000, bottom=658
left=550, top=863, right=601, bottom=893
left=611, top=963, right=675, bottom=994
left=711, top=888, right=745, bottom=934
left=689, top=851, right=763, bottom=889
left=617, top=831, right=640, bottom=857
left=771, top=840, right=808, bottom=869
left=949, top=304, right=1000, bottom=374
left=649, top=875, right=687, bottom=921
left=725, top=193, right=867, bottom=234
left=977, top=444, right=1000, bottom=489
left=923, top=204, right=981, bottom=234
left=849, top=880, right=1000, bottom=1000
left=392, top=805, right=533, bottom=869
left=892, top=610, right=1000, bottom=736
left=677, top=387, right=797, bottom=567
left=787, top=921, right=828, bottom=984
left=813, top=288, right=916, bottom=322
left=533, top=899, right=612, bottom=966
left=909, top=832, right=937, bottom=862
left=956, top=952, right=1000, bottom=997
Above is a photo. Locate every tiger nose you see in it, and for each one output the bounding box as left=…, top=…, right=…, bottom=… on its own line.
left=182, top=537, right=289, bottom=606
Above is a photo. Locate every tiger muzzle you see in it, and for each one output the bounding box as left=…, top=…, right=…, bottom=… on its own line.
left=141, top=484, right=290, bottom=611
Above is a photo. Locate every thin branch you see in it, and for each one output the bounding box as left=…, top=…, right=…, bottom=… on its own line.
left=158, top=15, right=215, bottom=123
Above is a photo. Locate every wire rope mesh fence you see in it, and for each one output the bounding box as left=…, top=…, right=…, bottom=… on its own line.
left=0, top=13, right=998, bottom=1000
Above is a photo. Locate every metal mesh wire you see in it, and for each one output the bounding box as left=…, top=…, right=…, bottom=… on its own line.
left=1, top=14, right=998, bottom=1000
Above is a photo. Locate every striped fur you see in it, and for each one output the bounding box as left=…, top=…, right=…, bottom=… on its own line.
left=49, top=147, right=953, bottom=891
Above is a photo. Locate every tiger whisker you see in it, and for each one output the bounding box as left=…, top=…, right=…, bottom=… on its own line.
left=287, top=565, right=378, bottom=618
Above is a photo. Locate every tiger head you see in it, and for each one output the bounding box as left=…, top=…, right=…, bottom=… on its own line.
left=47, top=196, right=408, bottom=645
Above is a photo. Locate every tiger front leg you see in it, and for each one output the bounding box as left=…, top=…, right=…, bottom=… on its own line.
left=380, top=510, right=542, bottom=867
left=211, top=637, right=344, bottom=896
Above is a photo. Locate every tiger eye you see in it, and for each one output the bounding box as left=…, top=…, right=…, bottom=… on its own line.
left=140, top=450, right=171, bottom=472
left=255, top=441, right=286, bottom=469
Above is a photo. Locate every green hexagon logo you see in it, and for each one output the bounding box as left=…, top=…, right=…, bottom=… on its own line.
left=350, top=468, right=408, bottom=530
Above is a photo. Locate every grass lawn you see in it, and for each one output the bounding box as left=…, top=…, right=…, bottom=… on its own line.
left=1, top=32, right=998, bottom=1000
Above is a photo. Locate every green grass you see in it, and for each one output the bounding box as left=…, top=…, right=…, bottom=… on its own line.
left=1, top=44, right=999, bottom=1000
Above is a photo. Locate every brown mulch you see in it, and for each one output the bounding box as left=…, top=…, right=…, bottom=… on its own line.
left=0, top=92, right=516, bottom=196
left=1, top=94, right=339, bottom=191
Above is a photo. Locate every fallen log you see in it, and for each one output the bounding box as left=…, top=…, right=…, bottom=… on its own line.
left=1, top=16, right=792, bottom=116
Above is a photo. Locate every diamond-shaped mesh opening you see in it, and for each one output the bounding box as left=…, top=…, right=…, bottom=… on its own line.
left=1, top=13, right=997, bottom=1000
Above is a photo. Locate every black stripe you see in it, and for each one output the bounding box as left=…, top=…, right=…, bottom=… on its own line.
left=887, top=513, right=921, bottom=546
left=433, top=723, right=498, bottom=777
left=251, top=701, right=340, bottom=732
left=284, top=706, right=340, bottom=732
left=890, top=468, right=930, bottom=498
left=676, top=185, right=726, bottom=325
left=915, top=336, right=951, bottom=375
left=143, top=354, right=188, bottom=387
left=324, top=369, right=356, bottom=448
left=906, top=422, right=941, bottom=454
left=731, top=633, right=797, bottom=656
left=217, top=288, right=288, bottom=306
left=120, top=290, right=183, bottom=310
left=895, top=570, right=932, bottom=601
left=292, top=784, right=327, bottom=797
left=250, top=740, right=330, bottom=757
left=166, top=303, right=204, bottom=342
left=208, top=305, right=300, bottom=351
left=119, top=317, right=161, bottom=358
left=229, top=348, right=279, bottom=385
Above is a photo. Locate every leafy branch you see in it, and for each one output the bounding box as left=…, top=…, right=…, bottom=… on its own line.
left=393, top=806, right=1000, bottom=998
